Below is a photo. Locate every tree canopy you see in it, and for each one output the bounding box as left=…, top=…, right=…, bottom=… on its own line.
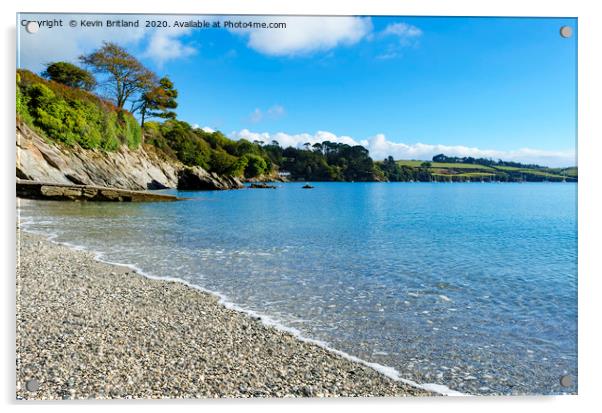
left=134, top=76, right=178, bottom=128
left=42, top=62, right=96, bottom=91
left=80, top=42, right=156, bottom=110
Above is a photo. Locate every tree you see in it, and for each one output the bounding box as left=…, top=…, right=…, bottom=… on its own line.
left=42, top=62, right=96, bottom=91
left=235, top=139, right=260, bottom=156
left=133, top=76, right=178, bottom=127
left=243, top=154, right=268, bottom=178
left=210, top=150, right=240, bottom=175
left=80, top=42, right=156, bottom=110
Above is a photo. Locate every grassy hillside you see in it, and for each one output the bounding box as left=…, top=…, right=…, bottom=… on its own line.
left=17, top=69, right=140, bottom=150
left=386, top=160, right=577, bottom=182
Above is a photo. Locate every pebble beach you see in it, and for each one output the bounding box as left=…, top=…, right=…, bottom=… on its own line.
left=16, top=229, right=430, bottom=400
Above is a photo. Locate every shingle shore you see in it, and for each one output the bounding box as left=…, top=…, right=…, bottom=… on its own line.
left=16, top=229, right=431, bottom=399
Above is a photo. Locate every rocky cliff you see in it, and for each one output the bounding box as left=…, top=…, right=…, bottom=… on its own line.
left=16, top=121, right=244, bottom=191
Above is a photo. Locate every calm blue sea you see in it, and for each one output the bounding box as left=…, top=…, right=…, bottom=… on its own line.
left=18, top=182, right=578, bottom=395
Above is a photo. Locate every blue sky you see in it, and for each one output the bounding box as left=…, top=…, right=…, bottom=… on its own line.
left=18, top=15, right=577, bottom=166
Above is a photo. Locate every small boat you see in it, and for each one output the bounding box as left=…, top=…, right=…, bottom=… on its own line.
left=302, top=184, right=314, bottom=189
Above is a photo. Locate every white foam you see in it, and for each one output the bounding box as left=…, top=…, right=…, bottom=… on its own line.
left=439, top=294, right=452, bottom=302
left=18, top=221, right=467, bottom=397
left=419, top=383, right=466, bottom=396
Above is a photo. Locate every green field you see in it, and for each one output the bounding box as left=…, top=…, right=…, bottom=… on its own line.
left=432, top=172, right=495, bottom=178
left=390, top=159, right=577, bottom=182
left=492, top=165, right=522, bottom=171
left=395, top=160, right=427, bottom=167
left=397, top=160, right=494, bottom=170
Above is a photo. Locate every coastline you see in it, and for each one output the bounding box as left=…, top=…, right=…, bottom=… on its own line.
left=16, top=228, right=432, bottom=399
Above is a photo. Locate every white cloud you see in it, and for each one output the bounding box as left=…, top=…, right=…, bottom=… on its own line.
left=229, top=16, right=372, bottom=56
left=142, top=27, right=196, bottom=66
left=383, top=22, right=422, bottom=39
left=375, top=22, right=423, bottom=59
left=248, top=105, right=286, bottom=123
left=364, top=134, right=575, bottom=167
left=19, top=14, right=146, bottom=72
left=18, top=13, right=197, bottom=72
left=249, top=108, right=263, bottom=123
left=191, top=124, right=215, bottom=133
left=229, top=129, right=576, bottom=167
left=230, top=129, right=359, bottom=148
left=267, top=104, right=285, bottom=118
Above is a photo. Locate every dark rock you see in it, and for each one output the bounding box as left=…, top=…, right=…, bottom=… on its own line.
left=64, top=174, right=87, bottom=185
left=16, top=166, right=32, bottom=180
left=16, top=180, right=178, bottom=202
left=249, top=183, right=276, bottom=189
left=302, top=385, right=315, bottom=397
left=147, top=179, right=169, bottom=190
left=177, top=167, right=243, bottom=190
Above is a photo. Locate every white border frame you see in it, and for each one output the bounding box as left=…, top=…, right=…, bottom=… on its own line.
left=3, top=1, right=601, bottom=413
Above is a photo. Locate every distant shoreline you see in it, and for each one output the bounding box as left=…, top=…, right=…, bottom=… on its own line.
left=16, top=228, right=431, bottom=399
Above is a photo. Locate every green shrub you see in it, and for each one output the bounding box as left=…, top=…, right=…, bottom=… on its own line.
left=123, top=113, right=141, bottom=149
left=100, top=112, right=121, bottom=151
left=243, top=153, right=268, bottom=178
left=16, top=74, right=33, bottom=123
left=16, top=69, right=141, bottom=151
left=235, top=139, right=261, bottom=157
left=143, top=119, right=275, bottom=176
left=155, top=120, right=212, bottom=168
left=210, top=150, right=239, bottom=175
left=229, top=156, right=248, bottom=177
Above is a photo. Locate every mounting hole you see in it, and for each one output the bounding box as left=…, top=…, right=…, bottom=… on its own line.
left=25, top=21, right=39, bottom=34
left=25, top=378, right=40, bottom=392
left=560, top=374, right=572, bottom=387
left=559, top=26, right=573, bottom=38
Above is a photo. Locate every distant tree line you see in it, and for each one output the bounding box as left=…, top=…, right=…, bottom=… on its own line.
left=259, top=141, right=378, bottom=181
left=378, top=156, right=433, bottom=181
left=432, top=154, right=545, bottom=170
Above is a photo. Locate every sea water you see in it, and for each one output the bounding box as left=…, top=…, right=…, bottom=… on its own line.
left=18, top=182, right=577, bottom=395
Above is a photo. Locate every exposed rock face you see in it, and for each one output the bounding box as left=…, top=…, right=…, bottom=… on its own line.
left=177, top=167, right=243, bottom=191
left=16, top=121, right=242, bottom=191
